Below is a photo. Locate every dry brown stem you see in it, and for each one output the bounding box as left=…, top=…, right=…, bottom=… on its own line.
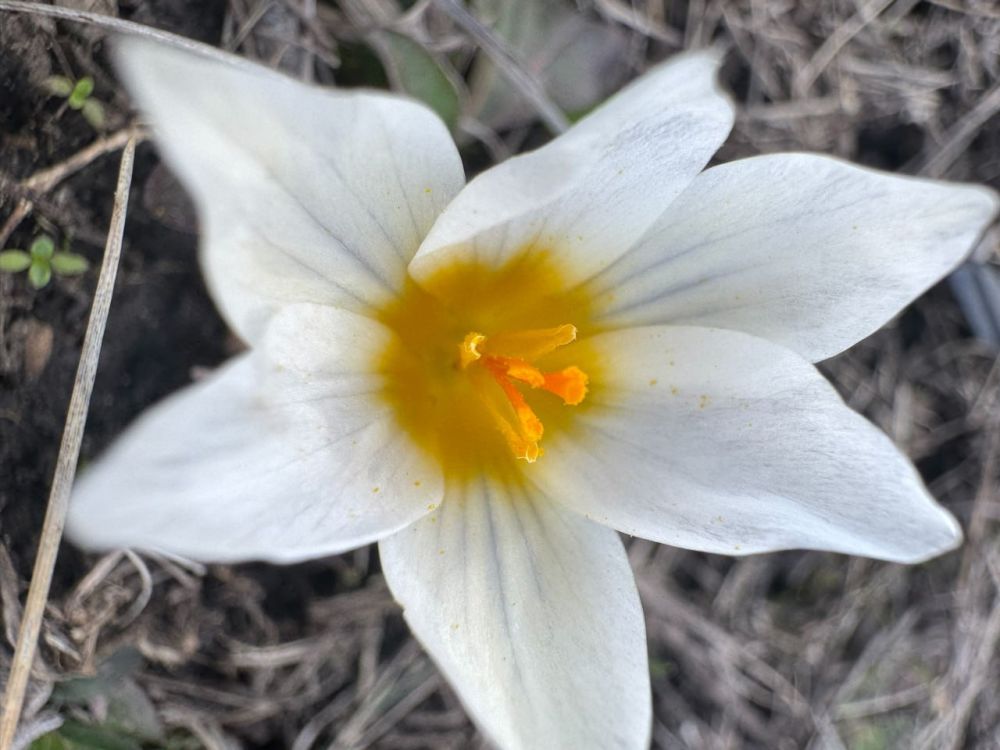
left=0, top=137, right=136, bottom=750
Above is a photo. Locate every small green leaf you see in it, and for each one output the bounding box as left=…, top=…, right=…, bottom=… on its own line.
left=0, top=249, right=31, bottom=272
left=68, top=76, right=94, bottom=109
left=51, top=252, right=90, bottom=276
left=43, top=75, right=74, bottom=97
left=80, top=98, right=105, bottom=129
left=55, top=721, right=143, bottom=750
left=375, top=32, right=460, bottom=128
left=29, top=732, right=69, bottom=750
left=30, top=235, right=55, bottom=260
left=28, top=259, right=52, bottom=289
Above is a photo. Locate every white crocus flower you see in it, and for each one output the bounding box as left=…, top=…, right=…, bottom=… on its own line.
left=69, top=38, right=997, bottom=750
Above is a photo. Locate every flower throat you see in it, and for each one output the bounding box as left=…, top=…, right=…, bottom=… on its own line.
left=375, top=251, right=596, bottom=480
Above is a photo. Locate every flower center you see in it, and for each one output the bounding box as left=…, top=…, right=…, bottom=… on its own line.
left=457, top=325, right=589, bottom=462
left=375, top=251, right=597, bottom=482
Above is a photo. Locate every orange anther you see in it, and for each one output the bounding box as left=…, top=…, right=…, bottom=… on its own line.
left=541, top=366, right=588, bottom=405
left=501, top=359, right=546, bottom=388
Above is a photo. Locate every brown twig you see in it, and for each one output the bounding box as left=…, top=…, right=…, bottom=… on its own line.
left=0, top=127, right=144, bottom=247
left=0, top=136, right=136, bottom=750
left=24, top=129, right=142, bottom=194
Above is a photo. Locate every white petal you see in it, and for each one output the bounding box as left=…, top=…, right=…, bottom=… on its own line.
left=590, top=154, right=999, bottom=362
left=410, top=50, right=733, bottom=287
left=380, top=480, right=650, bottom=750
left=531, top=326, right=961, bottom=563
left=115, top=38, right=464, bottom=343
left=68, top=306, right=442, bottom=563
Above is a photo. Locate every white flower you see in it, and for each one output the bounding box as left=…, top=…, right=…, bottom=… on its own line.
left=68, top=38, right=998, bottom=750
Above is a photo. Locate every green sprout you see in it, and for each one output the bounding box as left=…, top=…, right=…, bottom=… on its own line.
left=44, top=75, right=106, bottom=129
left=0, top=235, right=89, bottom=289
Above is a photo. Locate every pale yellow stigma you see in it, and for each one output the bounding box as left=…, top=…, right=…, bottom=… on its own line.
left=459, top=332, right=487, bottom=368
left=458, top=324, right=589, bottom=463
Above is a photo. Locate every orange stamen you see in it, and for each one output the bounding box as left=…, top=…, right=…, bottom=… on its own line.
left=479, top=395, right=541, bottom=462
left=457, top=323, right=588, bottom=462
left=485, top=360, right=544, bottom=442
left=500, top=358, right=545, bottom=388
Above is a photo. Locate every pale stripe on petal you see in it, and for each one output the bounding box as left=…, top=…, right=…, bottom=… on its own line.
left=380, top=479, right=650, bottom=750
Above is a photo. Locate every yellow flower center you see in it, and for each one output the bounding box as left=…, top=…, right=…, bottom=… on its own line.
left=375, top=250, right=595, bottom=481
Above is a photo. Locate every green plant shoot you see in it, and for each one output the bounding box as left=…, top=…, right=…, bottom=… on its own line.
left=0, top=235, right=90, bottom=289
left=44, top=75, right=106, bottom=129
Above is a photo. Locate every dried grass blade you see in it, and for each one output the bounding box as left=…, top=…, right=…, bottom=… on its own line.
left=0, top=137, right=137, bottom=750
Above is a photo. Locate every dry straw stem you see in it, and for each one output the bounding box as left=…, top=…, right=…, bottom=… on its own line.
left=0, top=136, right=136, bottom=750
left=919, top=80, right=1000, bottom=178
left=431, top=0, right=570, bottom=134
left=0, top=1, right=281, bottom=75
